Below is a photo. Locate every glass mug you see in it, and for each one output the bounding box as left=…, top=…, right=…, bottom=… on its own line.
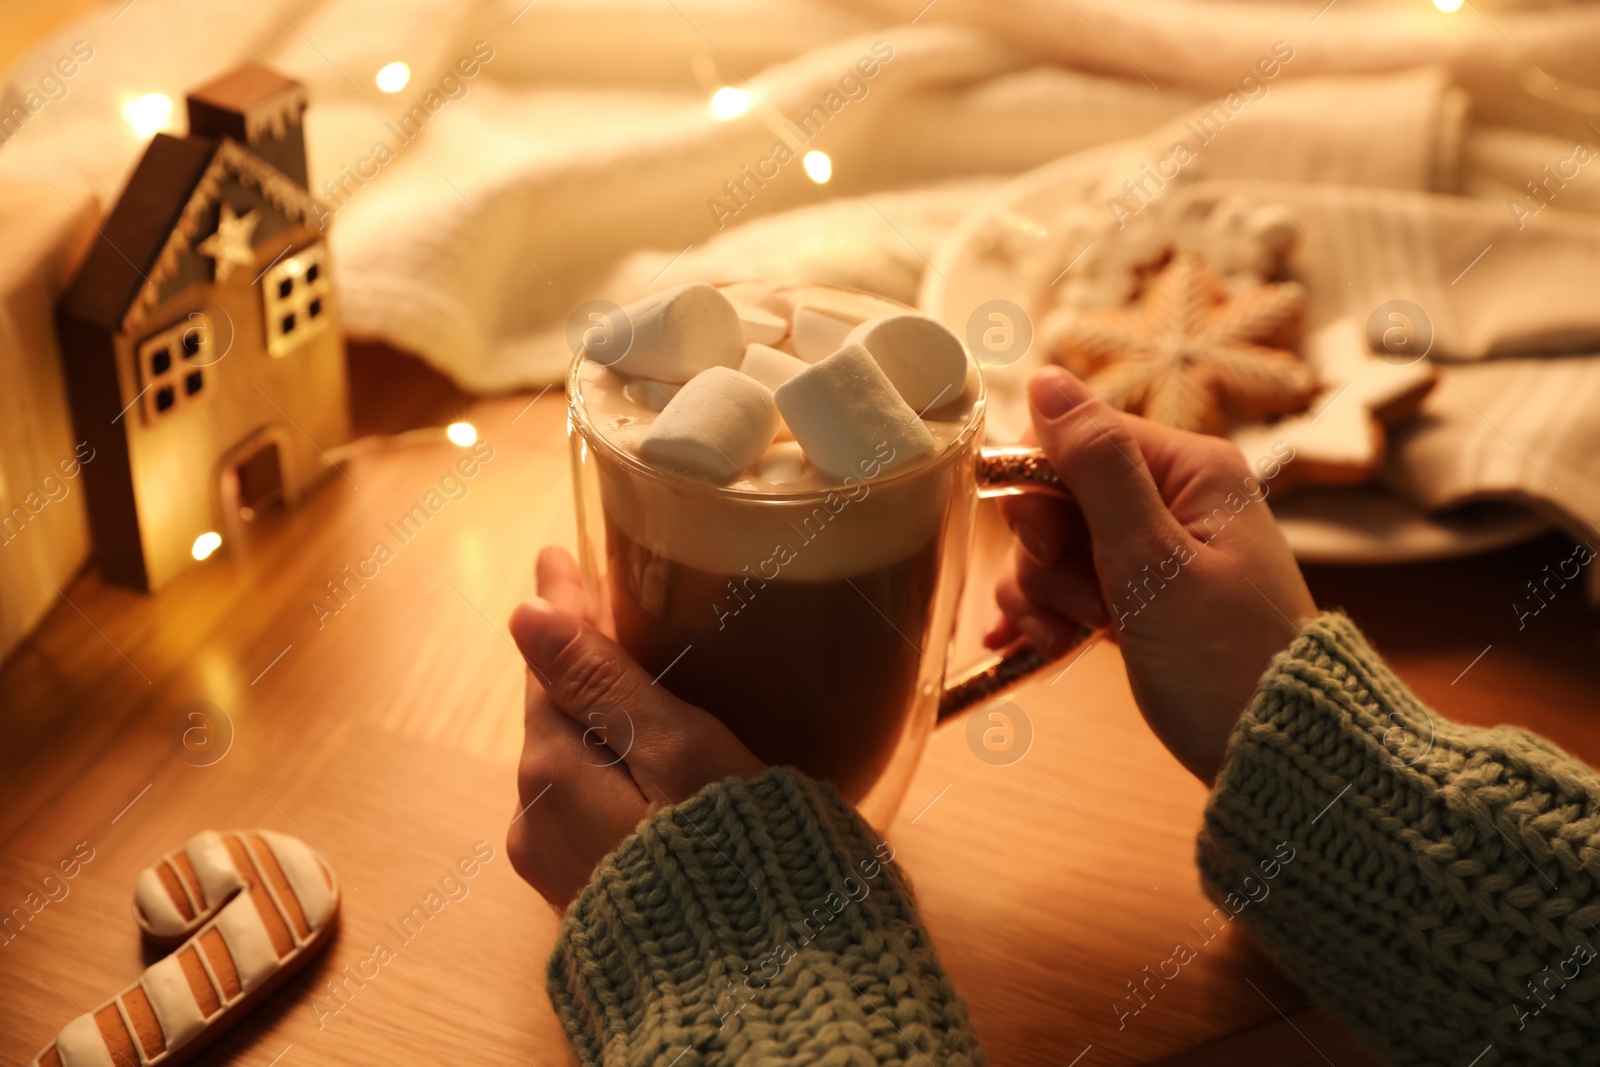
left=567, top=284, right=1074, bottom=827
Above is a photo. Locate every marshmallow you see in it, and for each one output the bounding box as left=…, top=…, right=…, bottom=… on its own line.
left=775, top=343, right=937, bottom=481
left=592, top=283, right=743, bottom=384
left=729, top=298, right=788, bottom=346
left=844, top=314, right=968, bottom=414
left=741, top=344, right=810, bottom=440
left=623, top=379, right=681, bottom=412
left=791, top=305, right=856, bottom=362
left=640, top=367, right=778, bottom=481
left=739, top=344, right=808, bottom=393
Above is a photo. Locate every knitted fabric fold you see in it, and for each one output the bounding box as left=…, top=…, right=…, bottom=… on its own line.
left=548, top=767, right=984, bottom=1067
left=1199, top=612, right=1600, bottom=1066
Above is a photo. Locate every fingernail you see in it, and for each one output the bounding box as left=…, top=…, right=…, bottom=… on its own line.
left=1016, top=522, right=1055, bottom=565
left=983, top=610, right=1010, bottom=648
left=1030, top=367, right=1088, bottom=421
left=1014, top=614, right=1060, bottom=657
left=512, top=597, right=579, bottom=669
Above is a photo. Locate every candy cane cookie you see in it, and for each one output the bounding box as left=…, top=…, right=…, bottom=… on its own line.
left=31, top=830, right=339, bottom=1067
left=131, top=831, right=248, bottom=948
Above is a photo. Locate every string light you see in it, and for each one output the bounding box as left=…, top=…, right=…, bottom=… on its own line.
left=122, top=93, right=174, bottom=137
left=324, top=422, right=484, bottom=465
left=709, top=86, right=754, bottom=120
left=375, top=61, right=411, bottom=93
left=191, top=531, right=223, bottom=561
left=802, top=151, right=833, bottom=184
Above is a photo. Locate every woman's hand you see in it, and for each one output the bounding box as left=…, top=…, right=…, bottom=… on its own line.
left=989, top=367, right=1317, bottom=784
left=506, top=547, right=764, bottom=909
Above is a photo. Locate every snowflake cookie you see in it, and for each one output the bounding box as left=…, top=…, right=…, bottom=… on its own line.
left=1050, top=253, right=1315, bottom=435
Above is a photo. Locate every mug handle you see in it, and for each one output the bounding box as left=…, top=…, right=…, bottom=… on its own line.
left=937, top=446, right=1095, bottom=721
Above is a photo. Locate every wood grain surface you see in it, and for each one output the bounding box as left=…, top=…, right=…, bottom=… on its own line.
left=2, top=347, right=1596, bottom=1067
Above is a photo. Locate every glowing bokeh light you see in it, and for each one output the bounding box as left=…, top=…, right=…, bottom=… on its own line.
left=122, top=93, right=174, bottom=137
left=803, top=150, right=833, bottom=184
left=191, top=531, right=223, bottom=561
left=376, top=61, right=412, bottom=93
left=709, top=86, right=754, bottom=120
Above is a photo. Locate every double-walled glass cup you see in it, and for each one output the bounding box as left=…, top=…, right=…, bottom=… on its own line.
left=567, top=285, right=1069, bottom=826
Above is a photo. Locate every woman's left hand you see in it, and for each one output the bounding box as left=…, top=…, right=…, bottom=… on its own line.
left=505, top=547, right=765, bottom=910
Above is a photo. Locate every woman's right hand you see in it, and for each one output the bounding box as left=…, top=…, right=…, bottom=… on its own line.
left=989, top=367, right=1318, bottom=784
left=506, top=548, right=765, bottom=910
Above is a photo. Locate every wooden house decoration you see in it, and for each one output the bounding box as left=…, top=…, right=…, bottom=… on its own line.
left=56, top=63, right=350, bottom=592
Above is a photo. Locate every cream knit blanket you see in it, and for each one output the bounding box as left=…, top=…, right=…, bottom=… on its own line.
left=4, top=0, right=1599, bottom=570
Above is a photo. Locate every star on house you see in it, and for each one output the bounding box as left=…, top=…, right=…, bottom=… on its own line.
left=197, top=202, right=260, bottom=281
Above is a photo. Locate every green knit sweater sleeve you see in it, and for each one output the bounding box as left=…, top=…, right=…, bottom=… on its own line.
left=1199, top=612, right=1600, bottom=1065
left=547, top=766, right=984, bottom=1066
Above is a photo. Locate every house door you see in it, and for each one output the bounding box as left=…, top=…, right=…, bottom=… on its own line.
left=217, top=430, right=290, bottom=549
left=231, top=440, right=284, bottom=521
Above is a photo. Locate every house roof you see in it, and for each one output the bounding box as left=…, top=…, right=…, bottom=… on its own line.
left=60, top=133, right=215, bottom=333
left=60, top=135, right=326, bottom=336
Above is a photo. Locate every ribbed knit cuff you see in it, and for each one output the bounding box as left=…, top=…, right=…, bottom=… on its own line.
left=548, top=767, right=983, bottom=1067
left=1199, top=612, right=1600, bottom=1065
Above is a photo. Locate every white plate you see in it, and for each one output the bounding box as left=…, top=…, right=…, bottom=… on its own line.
left=922, top=147, right=1548, bottom=565
left=1270, top=485, right=1546, bottom=564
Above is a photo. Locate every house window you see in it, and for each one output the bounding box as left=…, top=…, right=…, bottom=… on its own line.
left=136, top=312, right=214, bottom=423
left=261, top=243, right=332, bottom=358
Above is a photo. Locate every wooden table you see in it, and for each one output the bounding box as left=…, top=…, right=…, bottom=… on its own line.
left=4, top=348, right=1598, bottom=1067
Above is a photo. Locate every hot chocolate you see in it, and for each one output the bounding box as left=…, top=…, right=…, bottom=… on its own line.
left=569, top=282, right=983, bottom=800
left=604, top=518, right=941, bottom=798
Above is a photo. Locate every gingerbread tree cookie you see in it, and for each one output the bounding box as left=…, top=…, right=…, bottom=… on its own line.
left=1051, top=253, right=1315, bottom=435
left=1231, top=317, right=1437, bottom=486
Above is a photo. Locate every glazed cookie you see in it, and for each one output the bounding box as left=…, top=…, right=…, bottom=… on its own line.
left=133, top=830, right=249, bottom=948
left=1231, top=317, right=1437, bottom=488
left=1037, top=185, right=1298, bottom=318
left=32, top=830, right=338, bottom=1067
left=1050, top=253, right=1315, bottom=435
